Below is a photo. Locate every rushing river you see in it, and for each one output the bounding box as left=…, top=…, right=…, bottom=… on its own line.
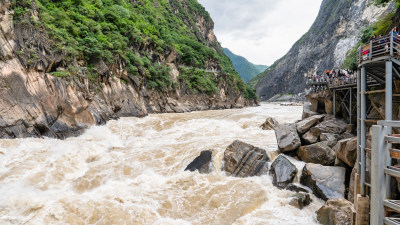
left=0, top=103, right=324, bottom=225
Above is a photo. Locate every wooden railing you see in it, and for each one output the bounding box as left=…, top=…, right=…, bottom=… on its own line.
left=357, top=32, right=400, bottom=65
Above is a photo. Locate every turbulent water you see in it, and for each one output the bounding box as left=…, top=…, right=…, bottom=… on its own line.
left=0, top=103, right=324, bottom=225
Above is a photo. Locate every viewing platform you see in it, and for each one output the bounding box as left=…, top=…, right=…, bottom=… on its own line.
left=305, top=32, right=400, bottom=224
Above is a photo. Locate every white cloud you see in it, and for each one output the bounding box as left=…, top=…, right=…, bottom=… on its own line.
left=198, top=0, right=322, bottom=65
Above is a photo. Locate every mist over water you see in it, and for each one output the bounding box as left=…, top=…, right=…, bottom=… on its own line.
left=0, top=103, right=323, bottom=225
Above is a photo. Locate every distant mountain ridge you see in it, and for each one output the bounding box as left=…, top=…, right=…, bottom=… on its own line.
left=223, top=48, right=268, bottom=83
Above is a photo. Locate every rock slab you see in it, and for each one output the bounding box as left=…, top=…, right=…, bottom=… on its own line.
left=270, top=155, right=298, bottom=189
left=297, top=142, right=335, bottom=166
left=185, top=150, right=213, bottom=174
left=222, top=140, right=269, bottom=177
left=316, top=199, right=355, bottom=225
left=274, top=123, right=301, bottom=152
left=296, top=114, right=324, bottom=134
left=310, top=119, right=347, bottom=136
left=335, top=137, right=357, bottom=167
left=260, top=117, right=279, bottom=130
left=300, top=163, right=346, bottom=200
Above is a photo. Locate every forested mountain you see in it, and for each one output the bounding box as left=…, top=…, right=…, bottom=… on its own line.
left=223, top=48, right=268, bottom=83
left=250, top=0, right=394, bottom=100
left=0, top=0, right=257, bottom=138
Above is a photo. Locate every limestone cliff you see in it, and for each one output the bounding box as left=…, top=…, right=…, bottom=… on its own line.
left=0, top=0, right=258, bottom=138
left=251, top=0, right=394, bottom=100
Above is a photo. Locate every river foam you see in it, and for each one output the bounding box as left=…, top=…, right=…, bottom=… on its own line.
left=0, top=103, right=323, bottom=224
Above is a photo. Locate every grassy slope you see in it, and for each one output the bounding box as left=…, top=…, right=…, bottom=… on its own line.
left=11, top=0, right=257, bottom=99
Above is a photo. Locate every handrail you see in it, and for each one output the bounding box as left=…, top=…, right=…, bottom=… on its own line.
left=358, top=33, right=399, bottom=64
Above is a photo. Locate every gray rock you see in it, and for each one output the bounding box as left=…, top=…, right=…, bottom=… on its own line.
left=296, top=142, right=335, bottom=166
left=316, top=199, right=355, bottom=225
left=348, top=167, right=357, bottom=203
left=270, top=155, right=298, bottom=189
left=296, top=114, right=324, bottom=134
left=286, top=184, right=309, bottom=193
left=300, top=163, right=346, bottom=200
left=334, top=137, right=357, bottom=167
left=274, top=123, right=301, bottom=152
left=310, top=118, right=347, bottom=136
left=185, top=150, right=213, bottom=174
left=340, top=132, right=355, bottom=140
left=222, top=140, right=269, bottom=177
left=320, top=133, right=340, bottom=148
left=302, top=131, right=319, bottom=145
left=260, top=117, right=279, bottom=130
left=302, top=103, right=318, bottom=119
left=289, top=193, right=312, bottom=209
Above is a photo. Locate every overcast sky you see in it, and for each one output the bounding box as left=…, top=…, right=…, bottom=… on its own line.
left=197, top=0, right=323, bottom=65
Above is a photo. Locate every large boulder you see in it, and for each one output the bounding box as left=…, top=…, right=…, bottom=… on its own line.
left=296, top=114, right=324, bottom=134
left=300, top=163, right=346, bottom=200
left=270, top=155, right=298, bottom=189
left=185, top=150, right=213, bottom=174
left=274, top=123, right=301, bottom=152
left=310, top=119, right=347, bottom=136
left=302, top=131, right=319, bottom=145
left=289, top=193, right=312, bottom=209
left=222, top=140, right=269, bottom=177
left=261, top=117, right=279, bottom=130
left=320, top=133, right=340, bottom=148
left=296, top=142, right=335, bottom=166
left=316, top=199, right=355, bottom=225
left=334, top=137, right=357, bottom=167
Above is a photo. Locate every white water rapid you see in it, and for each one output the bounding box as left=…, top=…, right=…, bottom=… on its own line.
left=0, top=103, right=324, bottom=225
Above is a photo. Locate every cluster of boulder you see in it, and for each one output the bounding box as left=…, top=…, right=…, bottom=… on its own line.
left=184, top=95, right=359, bottom=224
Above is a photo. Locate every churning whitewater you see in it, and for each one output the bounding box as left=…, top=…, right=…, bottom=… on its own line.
left=0, top=103, right=324, bottom=225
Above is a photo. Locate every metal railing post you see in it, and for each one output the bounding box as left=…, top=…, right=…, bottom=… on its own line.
left=370, top=40, right=373, bottom=60
left=357, top=69, right=361, bottom=174
left=386, top=60, right=393, bottom=198
left=390, top=32, right=394, bottom=57
left=370, top=125, right=387, bottom=225
left=349, top=87, right=352, bottom=124
left=361, top=66, right=367, bottom=195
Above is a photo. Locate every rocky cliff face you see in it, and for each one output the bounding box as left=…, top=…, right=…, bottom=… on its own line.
left=252, top=0, right=394, bottom=100
left=0, top=0, right=257, bottom=139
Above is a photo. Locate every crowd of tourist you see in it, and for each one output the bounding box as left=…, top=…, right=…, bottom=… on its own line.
left=307, top=69, right=356, bottom=88
left=362, top=26, right=400, bottom=59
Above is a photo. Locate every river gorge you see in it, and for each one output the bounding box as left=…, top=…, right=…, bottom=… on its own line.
left=0, top=103, right=326, bottom=225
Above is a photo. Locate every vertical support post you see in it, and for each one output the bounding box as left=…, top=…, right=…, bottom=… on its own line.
left=370, top=125, right=387, bottom=225
left=357, top=69, right=361, bottom=174
left=361, top=66, right=367, bottom=195
left=350, top=87, right=353, bottom=124
left=386, top=60, right=393, bottom=198
left=333, top=89, right=336, bottom=118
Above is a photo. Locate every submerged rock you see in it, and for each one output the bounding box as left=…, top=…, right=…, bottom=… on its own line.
left=222, top=140, right=269, bottom=177
left=270, top=155, right=298, bottom=189
left=185, top=150, right=213, bottom=174
left=300, top=163, right=346, bottom=200
left=286, top=184, right=309, bottom=193
left=296, top=142, right=335, bottom=166
left=274, top=123, right=301, bottom=152
left=316, top=199, right=355, bottom=225
left=334, top=137, right=357, bottom=167
left=289, top=193, right=312, bottom=209
left=296, top=114, right=324, bottom=134
left=260, top=117, right=279, bottom=130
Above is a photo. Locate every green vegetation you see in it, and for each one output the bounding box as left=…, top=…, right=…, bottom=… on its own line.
left=223, top=48, right=268, bottom=83
left=10, top=0, right=254, bottom=99
left=179, top=68, right=218, bottom=95
left=50, top=71, right=69, bottom=78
